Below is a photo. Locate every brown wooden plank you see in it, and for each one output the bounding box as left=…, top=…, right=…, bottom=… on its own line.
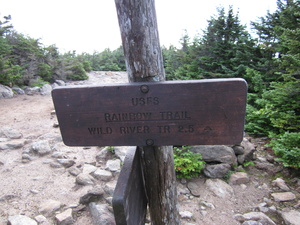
left=52, top=78, right=247, bottom=146
left=112, top=147, right=147, bottom=225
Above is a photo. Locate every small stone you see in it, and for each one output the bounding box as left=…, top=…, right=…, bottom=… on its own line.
left=22, top=153, right=33, bottom=161
left=34, top=215, right=48, bottom=224
left=272, top=178, right=290, bottom=191
left=187, top=181, right=201, bottom=197
left=76, top=173, right=94, bottom=185
left=39, top=199, right=62, bottom=216
left=31, top=140, right=52, bottom=156
left=8, top=215, right=37, bottom=225
left=205, top=178, right=234, bottom=199
left=114, top=146, right=130, bottom=162
left=51, top=152, right=66, bottom=159
left=240, top=184, right=247, bottom=190
left=68, top=167, right=81, bottom=176
left=179, top=210, right=193, bottom=219
left=294, top=200, right=300, bottom=208
left=229, top=172, right=250, bottom=185
left=40, top=84, right=52, bottom=95
left=177, top=183, right=190, bottom=195
left=1, top=127, right=22, bottom=139
left=92, top=169, right=113, bottom=181
left=232, top=145, right=245, bottom=155
left=0, top=139, right=25, bottom=150
left=280, top=210, right=300, bottom=225
left=271, top=192, right=296, bottom=202
left=89, top=203, right=115, bottom=225
left=204, top=163, right=231, bottom=178
left=242, top=221, right=263, bottom=225
left=199, top=201, right=215, bottom=210
left=104, top=181, right=117, bottom=195
left=50, top=161, right=63, bottom=168
left=55, top=208, right=74, bottom=225
left=57, top=159, right=75, bottom=168
left=82, top=164, right=97, bottom=174
left=30, top=189, right=39, bottom=194
left=79, top=186, right=104, bottom=205
left=237, top=212, right=276, bottom=225
left=53, top=122, right=59, bottom=128
left=106, top=159, right=121, bottom=172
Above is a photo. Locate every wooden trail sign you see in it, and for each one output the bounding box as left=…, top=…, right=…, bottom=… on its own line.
left=112, top=146, right=147, bottom=225
left=52, top=78, right=247, bottom=147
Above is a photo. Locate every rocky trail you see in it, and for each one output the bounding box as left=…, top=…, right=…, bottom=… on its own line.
left=0, top=71, right=300, bottom=225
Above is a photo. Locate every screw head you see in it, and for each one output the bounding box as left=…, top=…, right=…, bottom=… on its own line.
left=140, top=85, right=149, bottom=93
left=146, top=139, right=154, bottom=146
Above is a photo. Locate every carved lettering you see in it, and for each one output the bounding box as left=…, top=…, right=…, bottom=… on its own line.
left=178, top=125, right=194, bottom=133
left=157, top=125, right=171, bottom=133
left=120, top=126, right=150, bottom=134
left=131, top=97, right=159, bottom=106
left=105, top=112, right=152, bottom=122
left=88, top=127, right=112, bottom=135
left=159, top=111, right=191, bottom=120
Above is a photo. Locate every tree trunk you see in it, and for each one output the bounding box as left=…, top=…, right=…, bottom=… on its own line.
left=114, top=0, right=180, bottom=224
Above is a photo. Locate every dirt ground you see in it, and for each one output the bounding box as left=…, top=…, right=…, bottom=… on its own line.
left=0, top=71, right=293, bottom=225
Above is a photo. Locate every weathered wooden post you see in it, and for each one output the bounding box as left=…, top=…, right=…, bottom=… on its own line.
left=114, top=0, right=180, bottom=224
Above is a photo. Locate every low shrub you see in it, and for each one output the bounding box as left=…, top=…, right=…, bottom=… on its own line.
left=173, top=146, right=205, bottom=179
left=269, top=132, right=300, bottom=168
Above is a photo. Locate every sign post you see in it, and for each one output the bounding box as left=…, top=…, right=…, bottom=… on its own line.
left=52, top=0, right=247, bottom=224
left=114, top=0, right=180, bottom=224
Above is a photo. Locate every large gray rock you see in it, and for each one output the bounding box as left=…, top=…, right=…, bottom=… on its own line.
left=80, top=185, right=104, bottom=204
left=280, top=210, right=300, bottom=225
left=24, top=86, right=40, bottom=95
left=55, top=80, right=66, bottom=86
left=190, top=145, right=237, bottom=166
left=205, top=178, right=234, bottom=199
left=89, top=203, right=115, bottom=225
left=271, top=192, right=296, bottom=202
left=237, top=138, right=256, bottom=164
left=0, top=84, right=14, bottom=99
left=229, top=172, right=250, bottom=185
left=40, top=84, right=52, bottom=95
left=7, top=215, right=37, bottom=225
left=204, top=163, right=231, bottom=178
left=272, top=178, right=290, bottom=191
left=12, top=87, right=25, bottom=95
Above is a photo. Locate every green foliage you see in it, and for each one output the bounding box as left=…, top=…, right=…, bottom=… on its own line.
left=0, top=58, right=22, bottom=86
left=67, top=63, right=88, bottom=80
left=223, top=170, right=235, bottom=182
left=164, top=6, right=257, bottom=80
left=82, top=60, right=92, bottom=72
left=246, top=75, right=300, bottom=136
left=107, top=146, right=115, bottom=154
left=82, top=47, right=126, bottom=71
left=173, top=146, right=205, bottom=179
left=269, top=132, right=300, bottom=168
left=29, top=77, right=49, bottom=87
left=243, top=161, right=255, bottom=167
left=37, top=63, right=52, bottom=82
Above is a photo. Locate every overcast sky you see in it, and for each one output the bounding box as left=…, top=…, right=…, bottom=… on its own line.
left=0, top=0, right=277, bottom=54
